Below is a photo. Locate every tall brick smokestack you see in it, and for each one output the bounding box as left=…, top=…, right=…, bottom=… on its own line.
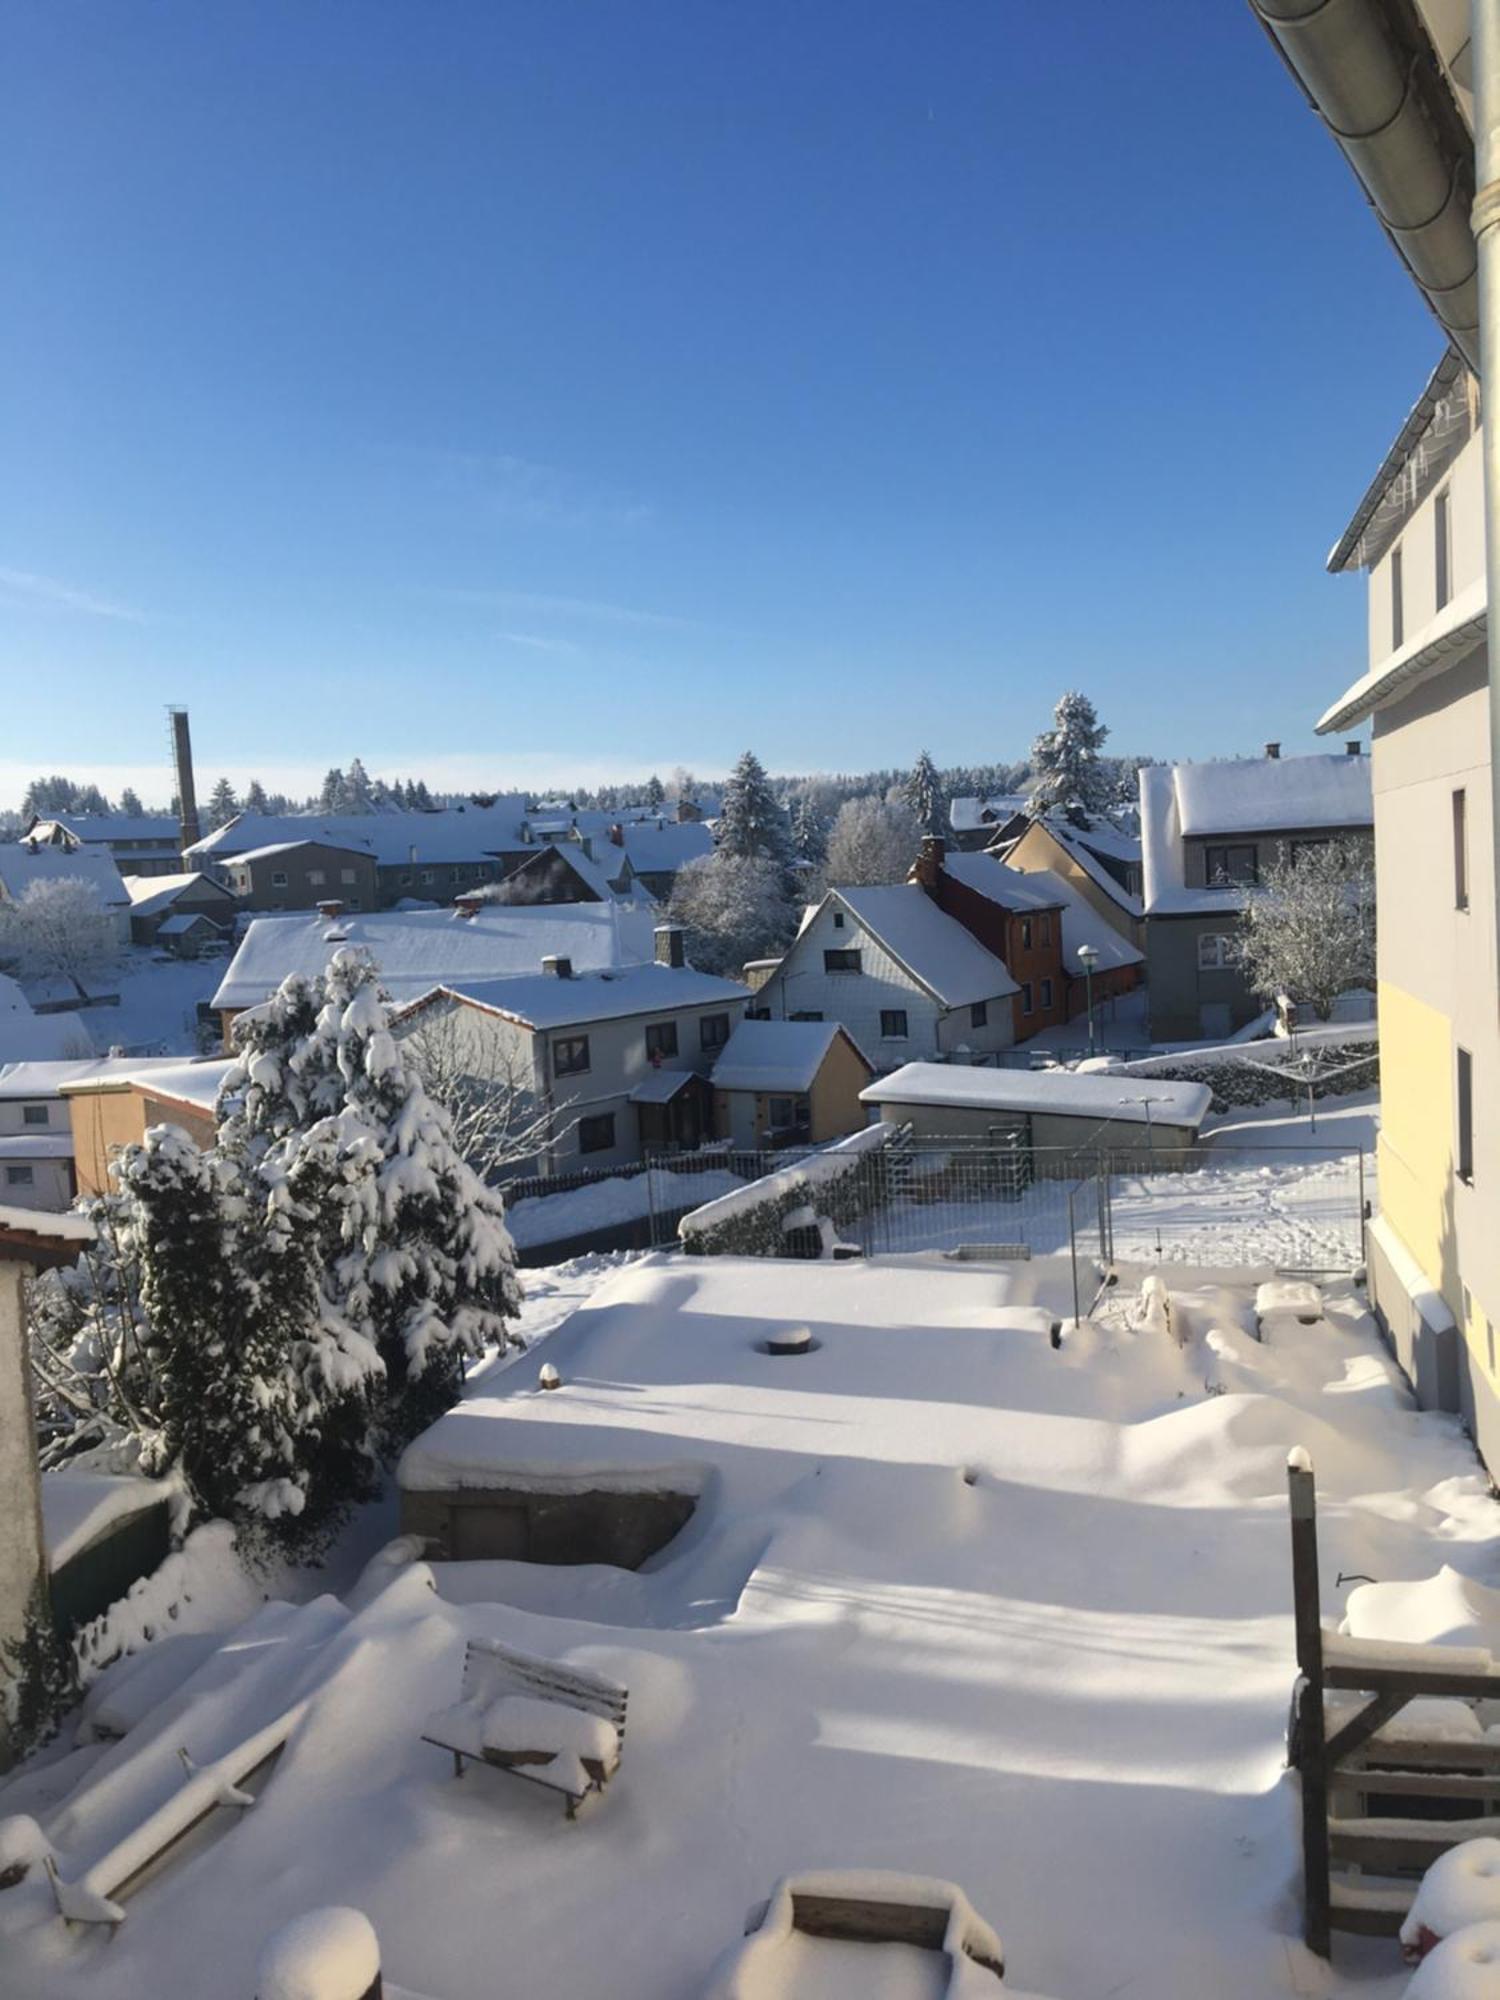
left=169, top=706, right=201, bottom=854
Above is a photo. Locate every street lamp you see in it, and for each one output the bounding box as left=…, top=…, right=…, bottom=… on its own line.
left=1076, top=943, right=1099, bottom=1057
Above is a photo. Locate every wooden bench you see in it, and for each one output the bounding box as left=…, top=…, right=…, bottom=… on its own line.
left=420, top=1638, right=627, bottom=1820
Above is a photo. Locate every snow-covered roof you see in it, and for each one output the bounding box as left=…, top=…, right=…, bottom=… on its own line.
left=860, top=1062, right=1212, bottom=1130
left=31, top=813, right=182, bottom=845
left=407, top=963, right=749, bottom=1033
left=616, top=821, right=714, bottom=875
left=1028, top=821, right=1143, bottom=917
left=1174, top=755, right=1372, bottom=838
left=948, top=794, right=1028, bottom=835
left=0, top=984, right=96, bottom=1064
left=629, top=1069, right=698, bottom=1104
left=0, top=844, right=128, bottom=909
left=0, top=1132, right=74, bottom=1159
left=224, top=840, right=372, bottom=865
left=123, top=872, right=235, bottom=915
left=1316, top=575, right=1487, bottom=735
left=0, top=1056, right=184, bottom=1100
left=41, top=1472, right=179, bottom=1569
left=711, top=1018, right=871, bottom=1094
left=187, top=801, right=531, bottom=869
left=67, top=1058, right=234, bottom=1113
left=155, top=912, right=221, bottom=936
left=1139, top=756, right=1371, bottom=918
left=940, top=855, right=1143, bottom=973
left=833, top=887, right=1019, bottom=1007
left=1070, top=817, right=1141, bottom=864
left=212, top=903, right=660, bottom=1013
left=0, top=1202, right=93, bottom=1243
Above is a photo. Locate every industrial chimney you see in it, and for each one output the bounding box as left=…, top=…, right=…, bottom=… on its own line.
left=168, top=706, right=202, bottom=855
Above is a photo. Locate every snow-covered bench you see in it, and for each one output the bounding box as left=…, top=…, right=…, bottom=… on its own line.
left=420, top=1638, right=627, bottom=1819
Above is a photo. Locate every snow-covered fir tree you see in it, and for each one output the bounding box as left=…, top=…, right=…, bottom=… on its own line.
left=117, top=786, right=144, bottom=818
left=244, top=778, right=270, bottom=813
left=644, top=773, right=665, bottom=810
left=718, top=750, right=795, bottom=876
left=791, top=795, right=828, bottom=867
left=343, top=758, right=375, bottom=813
left=903, top=751, right=945, bottom=837
left=206, top=777, right=239, bottom=830
left=1026, top=692, right=1111, bottom=824
left=1238, top=838, right=1376, bottom=1020
left=319, top=767, right=347, bottom=813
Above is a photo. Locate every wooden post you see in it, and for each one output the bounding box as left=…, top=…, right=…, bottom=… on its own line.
left=1288, top=1450, right=1331, bottom=1958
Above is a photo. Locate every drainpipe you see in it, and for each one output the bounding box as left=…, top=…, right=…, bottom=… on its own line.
left=1474, top=0, right=1500, bottom=990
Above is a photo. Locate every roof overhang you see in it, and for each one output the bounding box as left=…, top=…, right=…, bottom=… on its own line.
left=1326, top=345, right=1476, bottom=573
left=1317, top=574, right=1488, bottom=730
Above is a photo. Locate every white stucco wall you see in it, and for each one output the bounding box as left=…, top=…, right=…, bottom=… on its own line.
left=1368, top=426, right=1484, bottom=672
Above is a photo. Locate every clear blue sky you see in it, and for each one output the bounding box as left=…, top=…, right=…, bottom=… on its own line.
left=1, top=1, right=1441, bottom=807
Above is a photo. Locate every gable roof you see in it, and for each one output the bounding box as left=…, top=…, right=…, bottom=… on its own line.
left=711, top=1018, right=872, bottom=1094
left=831, top=886, right=1019, bottom=1007
left=400, top=963, right=748, bottom=1033
left=222, top=839, right=375, bottom=866
left=187, top=801, right=531, bottom=869
left=211, top=902, right=659, bottom=1013
left=617, top=821, right=715, bottom=875
left=948, top=794, right=1029, bottom=835
left=997, top=819, right=1143, bottom=918
left=0, top=844, right=129, bottom=910
left=124, top=871, right=238, bottom=915
left=29, top=813, right=182, bottom=844
left=0, top=977, right=95, bottom=1062
left=940, top=854, right=1142, bottom=972
left=1172, top=755, right=1372, bottom=839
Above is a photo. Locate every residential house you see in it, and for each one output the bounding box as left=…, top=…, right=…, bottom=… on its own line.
left=1249, top=0, right=1500, bottom=1472
left=860, top=1064, right=1212, bottom=1159
left=931, top=848, right=1144, bottom=1021
left=0, top=842, right=131, bottom=944
left=947, top=794, right=1030, bottom=852
left=62, top=1059, right=231, bottom=1199
left=218, top=840, right=380, bottom=914
left=22, top=812, right=184, bottom=879
left=123, top=871, right=240, bottom=949
left=754, top=881, right=1022, bottom=1064
left=186, top=800, right=533, bottom=909
left=606, top=819, right=715, bottom=901
left=486, top=840, right=633, bottom=906
left=1139, top=752, right=1373, bottom=1042
left=392, top=928, right=749, bottom=1174
left=0, top=976, right=92, bottom=1065
left=211, top=899, right=659, bottom=1045
left=710, top=1018, right=874, bottom=1149
left=0, top=1056, right=217, bottom=1209
left=996, top=813, right=1145, bottom=947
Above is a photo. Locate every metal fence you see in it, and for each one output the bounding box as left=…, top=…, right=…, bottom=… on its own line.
left=669, top=1134, right=1370, bottom=1276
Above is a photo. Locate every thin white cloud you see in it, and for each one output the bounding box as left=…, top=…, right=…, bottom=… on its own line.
left=423, top=447, right=654, bottom=533
left=0, top=566, right=144, bottom=622
left=435, top=585, right=695, bottom=631
left=498, top=630, right=585, bottom=659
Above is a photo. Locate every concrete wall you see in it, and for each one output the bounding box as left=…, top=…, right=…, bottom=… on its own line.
left=1366, top=638, right=1500, bottom=1469
left=401, top=1484, right=696, bottom=1566
left=760, top=900, right=1016, bottom=1064
left=1145, top=912, right=1264, bottom=1042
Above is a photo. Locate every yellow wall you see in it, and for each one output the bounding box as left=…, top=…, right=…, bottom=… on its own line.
left=67, top=1090, right=152, bottom=1199
left=1003, top=820, right=1142, bottom=946
left=809, top=1033, right=875, bottom=1142
left=1375, top=979, right=1467, bottom=1328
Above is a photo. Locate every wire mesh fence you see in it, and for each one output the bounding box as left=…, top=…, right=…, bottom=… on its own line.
left=667, top=1133, right=1370, bottom=1275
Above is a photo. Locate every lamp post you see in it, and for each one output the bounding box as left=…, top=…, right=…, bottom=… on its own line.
left=1076, top=943, right=1099, bottom=1057
left=1119, top=1092, right=1169, bottom=1166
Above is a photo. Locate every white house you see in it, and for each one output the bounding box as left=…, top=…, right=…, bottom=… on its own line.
left=393, top=932, right=749, bottom=1174
left=0, top=1056, right=194, bottom=1211
left=0, top=843, right=131, bottom=945
left=0, top=976, right=93, bottom=1066
left=754, top=884, right=1020, bottom=1065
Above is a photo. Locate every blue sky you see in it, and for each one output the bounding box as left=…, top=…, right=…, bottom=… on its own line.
left=2, top=1, right=1441, bottom=807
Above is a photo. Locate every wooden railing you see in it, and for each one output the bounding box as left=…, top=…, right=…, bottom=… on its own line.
left=1287, top=1452, right=1500, bottom=1955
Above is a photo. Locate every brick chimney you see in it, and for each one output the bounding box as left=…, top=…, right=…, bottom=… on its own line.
left=1264, top=742, right=1281, bottom=760
left=315, top=899, right=344, bottom=922
left=542, top=954, right=573, bottom=979
left=608, top=822, right=625, bottom=847
left=655, top=923, right=686, bottom=968
left=454, top=892, right=484, bottom=921
left=911, top=834, right=946, bottom=897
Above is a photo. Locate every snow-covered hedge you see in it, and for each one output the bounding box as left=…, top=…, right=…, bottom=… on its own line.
left=679, top=1124, right=898, bottom=1258
left=1118, top=1033, right=1378, bottom=1114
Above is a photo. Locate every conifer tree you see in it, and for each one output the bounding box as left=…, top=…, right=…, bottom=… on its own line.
left=118, top=787, right=144, bottom=818
left=1026, top=692, right=1110, bottom=824
left=904, top=751, right=946, bottom=837
left=207, top=777, right=239, bottom=830
left=244, top=778, right=269, bottom=813
left=718, top=750, right=795, bottom=875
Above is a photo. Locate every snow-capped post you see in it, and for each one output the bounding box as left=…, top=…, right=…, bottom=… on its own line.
left=1286, top=1447, right=1331, bottom=1959
left=255, top=1906, right=382, bottom=1999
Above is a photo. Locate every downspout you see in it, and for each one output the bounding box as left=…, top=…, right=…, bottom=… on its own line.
left=1475, top=0, right=1500, bottom=995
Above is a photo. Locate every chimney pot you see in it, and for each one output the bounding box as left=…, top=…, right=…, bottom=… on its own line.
left=455, top=892, right=483, bottom=920
left=1346, top=739, right=1362, bottom=756
left=655, top=923, right=686, bottom=969
left=911, top=833, right=946, bottom=895
left=1264, top=742, right=1281, bottom=760
left=315, top=899, right=344, bottom=921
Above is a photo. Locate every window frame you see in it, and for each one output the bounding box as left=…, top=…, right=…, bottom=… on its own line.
left=552, top=1034, right=591, bottom=1078
left=1020, top=981, right=1034, bottom=1015
left=1039, top=977, right=1054, bottom=1009
left=307, top=869, right=326, bottom=887
left=645, top=1020, right=679, bottom=1061
left=1458, top=1046, right=1475, bottom=1185
left=578, top=1112, right=616, bottom=1156
left=879, top=1008, right=909, bottom=1040
left=1391, top=543, right=1404, bottom=651
left=1204, top=843, right=1259, bottom=888
left=970, top=1001, right=988, bottom=1029
left=21, top=1104, right=49, bottom=1127
left=699, top=1012, right=731, bottom=1052
left=1020, top=917, right=1033, bottom=950
left=1197, top=932, right=1238, bottom=972
left=271, top=870, right=289, bottom=888
left=5, top=1164, right=35, bottom=1187
left=1435, top=488, right=1451, bottom=612
left=823, top=948, right=862, bottom=974
left=1454, top=787, right=1470, bottom=911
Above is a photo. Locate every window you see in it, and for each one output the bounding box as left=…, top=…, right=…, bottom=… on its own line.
left=699, top=1013, right=731, bottom=1052
left=307, top=869, right=326, bottom=886
left=1204, top=844, right=1258, bottom=887
left=1458, top=1047, right=1475, bottom=1184
left=1435, top=489, right=1451, bottom=611
left=645, top=1021, right=679, bottom=1060
left=553, top=1035, right=590, bottom=1077
left=880, top=1009, right=908, bottom=1039
left=832, top=911, right=845, bottom=929
left=970, top=1001, right=988, bottom=1029
left=271, top=871, right=289, bottom=888
left=398, top=872, right=413, bottom=886
left=790, top=1010, right=824, bottom=1021
left=1040, top=914, right=1051, bottom=946
left=21, top=1105, right=48, bottom=1126
left=823, top=949, right=861, bottom=974
left=1020, top=982, right=1034, bottom=1014
left=1454, top=788, right=1469, bottom=911
left=1020, top=918, right=1033, bottom=949
left=1391, top=545, right=1404, bottom=650
left=5, top=1165, right=34, bottom=1187
left=341, top=868, right=357, bottom=884
left=420, top=870, right=434, bottom=885
left=578, top=1112, right=616, bottom=1155
left=1040, top=978, right=1054, bottom=1008
left=768, top=1097, right=797, bottom=1129
left=347, top=898, right=361, bottom=910
left=1197, top=932, right=1238, bottom=971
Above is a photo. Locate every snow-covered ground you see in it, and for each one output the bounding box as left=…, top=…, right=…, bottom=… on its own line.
left=79, top=950, right=224, bottom=1057
left=3, top=1251, right=1492, bottom=1999
left=504, top=1169, right=748, bottom=1250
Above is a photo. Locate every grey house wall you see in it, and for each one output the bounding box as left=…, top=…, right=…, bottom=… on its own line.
left=1180, top=824, right=1373, bottom=890
left=1145, top=913, right=1263, bottom=1042
left=226, top=844, right=380, bottom=913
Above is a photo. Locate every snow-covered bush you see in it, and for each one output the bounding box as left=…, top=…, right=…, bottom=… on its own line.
left=823, top=795, right=921, bottom=887
left=680, top=1125, right=897, bottom=1257
left=1125, top=1041, right=1378, bottom=1115
left=0, top=876, right=120, bottom=983
left=667, top=851, right=794, bottom=977
left=1239, top=837, right=1376, bottom=1021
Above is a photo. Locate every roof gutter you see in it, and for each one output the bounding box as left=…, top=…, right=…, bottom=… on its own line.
left=1248, top=0, right=1480, bottom=370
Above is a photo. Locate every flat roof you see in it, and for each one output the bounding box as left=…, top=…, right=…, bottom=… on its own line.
left=860, top=1062, right=1212, bottom=1129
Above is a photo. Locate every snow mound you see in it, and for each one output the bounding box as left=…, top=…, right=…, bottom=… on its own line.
left=1404, top=1919, right=1500, bottom=1998
left=255, top=1906, right=381, bottom=2000
left=1346, top=1568, right=1500, bottom=1656
left=1124, top=1392, right=1377, bottom=1503
left=1404, top=1841, right=1500, bottom=1954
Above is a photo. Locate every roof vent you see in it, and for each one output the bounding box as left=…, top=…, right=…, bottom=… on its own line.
left=542, top=954, right=573, bottom=979
left=454, top=892, right=484, bottom=921
left=1264, top=742, right=1281, bottom=760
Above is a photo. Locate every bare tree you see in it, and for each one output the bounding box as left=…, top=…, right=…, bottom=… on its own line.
left=823, top=795, right=921, bottom=888
left=397, top=1005, right=559, bottom=1182
left=0, top=878, right=122, bottom=984
left=1238, top=837, right=1376, bottom=1021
